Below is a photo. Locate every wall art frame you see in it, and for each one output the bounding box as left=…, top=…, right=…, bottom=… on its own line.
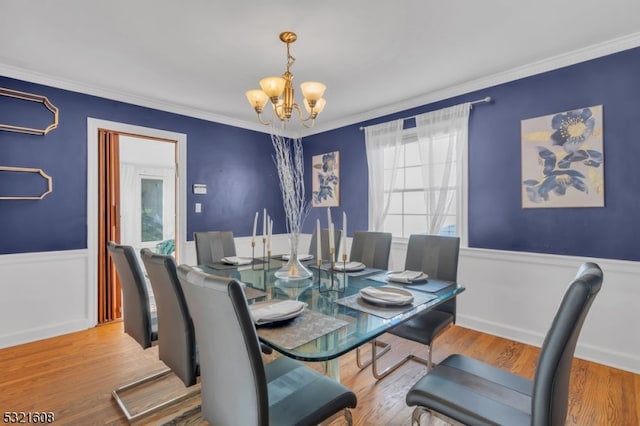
left=521, top=105, right=604, bottom=208
left=311, top=151, right=340, bottom=207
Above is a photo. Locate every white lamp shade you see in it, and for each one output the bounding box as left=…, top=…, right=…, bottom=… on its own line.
left=260, top=76, right=286, bottom=98
left=245, top=90, right=269, bottom=109
left=300, top=81, right=326, bottom=101
left=304, top=97, right=326, bottom=114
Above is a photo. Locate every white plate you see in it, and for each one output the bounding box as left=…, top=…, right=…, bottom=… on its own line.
left=386, top=270, right=428, bottom=284
left=281, top=253, right=314, bottom=261
left=359, top=286, right=414, bottom=307
left=221, top=256, right=253, bottom=265
left=333, top=261, right=366, bottom=272
left=249, top=300, right=307, bottom=325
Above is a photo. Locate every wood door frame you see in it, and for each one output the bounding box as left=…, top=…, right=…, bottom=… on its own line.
left=87, top=118, right=187, bottom=327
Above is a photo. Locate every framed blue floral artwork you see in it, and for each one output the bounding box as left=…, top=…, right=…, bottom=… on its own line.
left=521, top=105, right=604, bottom=208
left=311, top=151, right=340, bottom=207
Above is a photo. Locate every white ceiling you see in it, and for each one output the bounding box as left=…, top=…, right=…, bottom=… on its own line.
left=2, top=1, right=640, bottom=135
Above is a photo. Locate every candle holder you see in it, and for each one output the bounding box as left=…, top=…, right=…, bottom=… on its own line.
left=251, top=241, right=257, bottom=270
left=266, top=249, right=272, bottom=271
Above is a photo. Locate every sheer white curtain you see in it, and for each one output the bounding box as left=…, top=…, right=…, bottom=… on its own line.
left=364, top=119, right=403, bottom=231
left=415, top=103, right=470, bottom=236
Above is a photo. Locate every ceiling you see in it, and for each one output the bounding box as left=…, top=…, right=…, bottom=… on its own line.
left=3, top=1, right=640, bottom=135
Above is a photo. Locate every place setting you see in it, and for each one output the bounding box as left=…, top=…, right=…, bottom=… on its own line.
left=367, top=269, right=456, bottom=293
left=336, top=285, right=437, bottom=319
left=250, top=299, right=349, bottom=350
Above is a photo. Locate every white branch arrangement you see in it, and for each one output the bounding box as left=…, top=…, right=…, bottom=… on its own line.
left=271, top=133, right=311, bottom=237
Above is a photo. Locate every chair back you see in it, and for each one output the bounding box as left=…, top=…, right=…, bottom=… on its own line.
left=177, top=265, right=268, bottom=425
left=531, top=262, right=603, bottom=426
left=106, top=241, right=155, bottom=349
left=404, top=234, right=460, bottom=317
left=194, top=231, right=236, bottom=265
left=308, top=227, right=342, bottom=261
left=349, top=231, right=392, bottom=269
left=140, top=248, right=198, bottom=387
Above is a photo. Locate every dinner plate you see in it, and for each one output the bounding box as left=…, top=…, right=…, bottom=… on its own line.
left=221, top=256, right=253, bottom=265
left=386, top=270, right=429, bottom=284
left=281, top=253, right=314, bottom=261
left=359, top=286, right=414, bottom=307
left=333, top=261, right=366, bottom=272
left=249, top=300, right=307, bottom=325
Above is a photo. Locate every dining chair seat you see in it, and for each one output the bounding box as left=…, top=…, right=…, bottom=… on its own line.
left=358, top=234, right=460, bottom=380
left=405, top=262, right=603, bottom=426
left=176, top=264, right=357, bottom=425
left=107, top=241, right=173, bottom=423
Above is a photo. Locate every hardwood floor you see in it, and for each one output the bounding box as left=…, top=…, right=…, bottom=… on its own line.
left=1, top=322, right=637, bottom=425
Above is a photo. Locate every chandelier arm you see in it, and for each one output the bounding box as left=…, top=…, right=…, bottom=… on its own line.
left=292, top=103, right=314, bottom=123
left=257, top=110, right=275, bottom=126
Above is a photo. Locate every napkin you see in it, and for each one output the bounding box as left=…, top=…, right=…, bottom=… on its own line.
left=333, top=261, right=366, bottom=272
left=221, top=256, right=253, bottom=265
left=386, top=270, right=428, bottom=283
left=249, top=300, right=307, bottom=325
left=281, top=253, right=314, bottom=261
left=360, top=286, right=414, bottom=305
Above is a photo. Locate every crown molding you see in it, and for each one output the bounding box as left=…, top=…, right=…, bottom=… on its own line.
left=2, top=32, right=640, bottom=138
left=306, top=31, right=640, bottom=136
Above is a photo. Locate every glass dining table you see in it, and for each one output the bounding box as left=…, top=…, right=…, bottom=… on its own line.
left=198, top=257, right=465, bottom=381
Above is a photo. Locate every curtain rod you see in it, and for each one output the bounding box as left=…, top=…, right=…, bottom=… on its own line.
left=359, top=96, right=492, bottom=131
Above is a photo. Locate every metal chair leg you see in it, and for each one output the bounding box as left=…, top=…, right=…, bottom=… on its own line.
left=112, top=368, right=201, bottom=423
left=355, top=339, right=391, bottom=369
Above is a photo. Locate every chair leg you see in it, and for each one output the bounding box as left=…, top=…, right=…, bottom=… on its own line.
left=369, top=341, right=435, bottom=380
left=112, top=368, right=201, bottom=423
left=412, top=406, right=430, bottom=425
left=355, top=339, right=391, bottom=369
left=344, top=408, right=353, bottom=426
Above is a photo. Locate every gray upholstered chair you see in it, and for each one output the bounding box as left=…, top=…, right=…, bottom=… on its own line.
left=107, top=241, right=171, bottom=422
left=359, top=234, right=460, bottom=379
left=348, top=231, right=392, bottom=269
left=308, top=227, right=342, bottom=261
left=140, top=248, right=199, bottom=387
left=406, top=262, right=603, bottom=426
left=194, top=230, right=236, bottom=265
left=176, top=264, right=358, bottom=425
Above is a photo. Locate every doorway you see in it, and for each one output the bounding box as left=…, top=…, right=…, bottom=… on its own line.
left=87, top=119, right=187, bottom=326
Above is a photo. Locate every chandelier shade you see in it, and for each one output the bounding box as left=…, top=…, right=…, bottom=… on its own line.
left=246, top=32, right=326, bottom=128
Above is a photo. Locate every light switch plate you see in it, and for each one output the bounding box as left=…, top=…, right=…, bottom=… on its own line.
left=195, top=203, right=202, bottom=213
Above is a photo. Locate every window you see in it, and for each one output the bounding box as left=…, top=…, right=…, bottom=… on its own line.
left=140, top=178, right=164, bottom=242
left=382, top=132, right=458, bottom=238
left=365, top=103, right=470, bottom=243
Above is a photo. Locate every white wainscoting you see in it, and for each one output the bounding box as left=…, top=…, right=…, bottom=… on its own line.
left=2, top=237, right=638, bottom=373
left=0, top=249, right=93, bottom=348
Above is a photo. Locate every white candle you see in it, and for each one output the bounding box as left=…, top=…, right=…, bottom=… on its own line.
left=342, top=211, right=347, bottom=258
left=252, top=211, right=258, bottom=244
left=327, top=207, right=332, bottom=230
left=316, top=219, right=321, bottom=261
left=262, top=208, right=267, bottom=240
left=267, top=218, right=272, bottom=250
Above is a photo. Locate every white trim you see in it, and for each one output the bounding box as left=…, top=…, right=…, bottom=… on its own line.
left=86, top=118, right=187, bottom=326
left=2, top=34, right=639, bottom=138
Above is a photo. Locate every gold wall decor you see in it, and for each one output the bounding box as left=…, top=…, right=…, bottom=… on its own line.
left=0, top=166, right=53, bottom=200
left=0, top=87, right=59, bottom=135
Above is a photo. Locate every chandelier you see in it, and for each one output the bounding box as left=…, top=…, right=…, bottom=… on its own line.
left=246, top=31, right=326, bottom=128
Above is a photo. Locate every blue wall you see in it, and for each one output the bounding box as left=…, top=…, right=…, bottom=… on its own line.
left=0, top=76, right=283, bottom=254
left=2, top=45, right=640, bottom=260
left=305, top=46, right=640, bottom=261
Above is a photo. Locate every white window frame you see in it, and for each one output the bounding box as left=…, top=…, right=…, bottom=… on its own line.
left=381, top=127, right=468, bottom=246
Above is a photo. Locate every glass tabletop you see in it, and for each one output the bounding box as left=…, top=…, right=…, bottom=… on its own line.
left=199, top=258, right=465, bottom=362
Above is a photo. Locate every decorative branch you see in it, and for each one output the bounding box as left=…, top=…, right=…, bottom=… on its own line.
left=271, top=134, right=311, bottom=239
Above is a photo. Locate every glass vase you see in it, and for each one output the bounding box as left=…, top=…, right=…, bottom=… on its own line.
left=275, top=232, right=312, bottom=280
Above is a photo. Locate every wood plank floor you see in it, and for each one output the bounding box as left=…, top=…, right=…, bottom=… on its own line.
left=1, top=322, right=638, bottom=425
